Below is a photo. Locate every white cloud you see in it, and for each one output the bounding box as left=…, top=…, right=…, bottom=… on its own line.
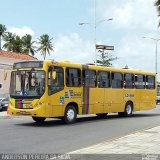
left=8, top=26, right=34, bottom=37
left=100, top=0, right=158, bottom=30
left=97, top=0, right=160, bottom=79
left=36, top=0, right=160, bottom=79
left=36, top=33, right=94, bottom=64
left=114, top=35, right=156, bottom=72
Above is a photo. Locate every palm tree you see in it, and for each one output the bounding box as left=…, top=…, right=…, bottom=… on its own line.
left=22, top=34, right=37, bottom=56
left=155, top=0, right=160, bottom=16
left=0, top=24, right=7, bottom=50
left=3, top=32, right=15, bottom=51
left=37, top=34, right=54, bottom=60
left=12, top=35, right=23, bottom=53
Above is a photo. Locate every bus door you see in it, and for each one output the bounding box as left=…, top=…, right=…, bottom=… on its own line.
left=98, top=71, right=110, bottom=113
left=65, top=68, right=82, bottom=113
left=140, top=75, right=156, bottom=110
left=47, top=66, right=64, bottom=117
left=82, top=69, right=104, bottom=114
left=109, top=72, right=124, bottom=112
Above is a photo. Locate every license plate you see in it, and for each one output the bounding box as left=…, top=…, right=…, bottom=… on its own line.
left=17, top=111, right=31, bottom=115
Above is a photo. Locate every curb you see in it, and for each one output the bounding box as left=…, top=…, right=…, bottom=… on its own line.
left=69, top=124, right=160, bottom=154
left=0, top=115, right=11, bottom=119
left=0, top=111, right=11, bottom=119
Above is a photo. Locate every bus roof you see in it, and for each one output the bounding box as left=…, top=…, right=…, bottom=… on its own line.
left=14, top=60, right=156, bottom=76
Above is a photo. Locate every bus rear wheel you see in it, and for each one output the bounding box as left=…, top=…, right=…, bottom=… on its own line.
left=124, top=102, right=133, bottom=117
left=63, top=105, right=77, bottom=124
left=118, top=102, right=133, bottom=117
left=32, top=117, right=46, bottom=123
left=96, top=113, right=108, bottom=118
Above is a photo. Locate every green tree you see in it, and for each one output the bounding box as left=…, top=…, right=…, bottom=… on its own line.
left=3, top=32, right=16, bottom=51
left=155, top=0, right=160, bottom=16
left=0, top=24, right=7, bottom=50
left=12, top=35, right=23, bottom=53
left=96, top=50, right=118, bottom=67
left=37, top=34, right=54, bottom=60
left=22, top=34, right=37, bottom=56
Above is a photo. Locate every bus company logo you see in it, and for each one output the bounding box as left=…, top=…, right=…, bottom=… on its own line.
left=125, top=93, right=134, bottom=98
left=65, top=90, right=81, bottom=98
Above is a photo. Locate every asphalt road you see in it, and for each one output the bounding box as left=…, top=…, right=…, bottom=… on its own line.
left=0, top=105, right=160, bottom=153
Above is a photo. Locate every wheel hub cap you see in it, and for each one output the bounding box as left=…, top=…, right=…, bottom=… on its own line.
left=126, top=105, right=132, bottom=114
left=67, top=109, right=74, bottom=121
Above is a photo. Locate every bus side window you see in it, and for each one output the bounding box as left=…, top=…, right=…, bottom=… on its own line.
left=98, top=71, right=110, bottom=88
left=83, top=70, right=96, bottom=87
left=135, top=74, right=145, bottom=89
left=124, top=73, right=134, bottom=89
left=48, top=66, right=64, bottom=95
left=146, top=75, right=155, bottom=89
left=111, top=72, right=123, bottom=88
left=66, top=68, right=81, bottom=87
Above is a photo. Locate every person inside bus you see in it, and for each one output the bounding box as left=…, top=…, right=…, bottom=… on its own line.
left=29, top=72, right=38, bottom=94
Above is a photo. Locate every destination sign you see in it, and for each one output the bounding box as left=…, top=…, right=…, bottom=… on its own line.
left=13, top=61, right=43, bottom=69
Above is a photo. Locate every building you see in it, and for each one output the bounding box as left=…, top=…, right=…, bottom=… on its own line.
left=0, top=50, right=37, bottom=96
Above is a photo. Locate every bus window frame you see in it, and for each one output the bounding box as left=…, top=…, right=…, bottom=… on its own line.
left=48, top=66, right=64, bottom=95
left=111, top=72, right=123, bottom=89
left=146, top=75, right=155, bottom=90
left=135, top=74, right=145, bottom=89
left=82, top=69, right=97, bottom=88
left=97, top=71, right=110, bottom=88
left=124, top=73, right=135, bottom=89
left=66, top=67, right=81, bottom=87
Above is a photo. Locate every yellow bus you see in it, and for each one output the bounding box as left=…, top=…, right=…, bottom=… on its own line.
left=9, top=60, right=156, bottom=124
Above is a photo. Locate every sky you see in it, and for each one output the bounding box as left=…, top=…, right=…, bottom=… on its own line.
left=1, top=0, right=160, bottom=79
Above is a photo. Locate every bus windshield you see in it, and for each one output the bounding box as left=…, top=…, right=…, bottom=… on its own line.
left=10, top=70, right=45, bottom=98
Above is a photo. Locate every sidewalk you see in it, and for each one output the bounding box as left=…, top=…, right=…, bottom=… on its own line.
left=0, top=111, right=11, bottom=118
left=69, top=125, right=160, bottom=155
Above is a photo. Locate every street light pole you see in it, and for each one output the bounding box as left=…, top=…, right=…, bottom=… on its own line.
left=94, top=0, right=97, bottom=65
left=79, top=0, right=112, bottom=65
left=142, top=36, right=160, bottom=74
left=156, top=40, right=158, bottom=75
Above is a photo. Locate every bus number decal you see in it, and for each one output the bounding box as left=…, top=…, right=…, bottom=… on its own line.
left=125, top=94, right=134, bottom=98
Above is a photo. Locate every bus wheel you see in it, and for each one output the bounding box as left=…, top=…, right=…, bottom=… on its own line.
left=124, top=102, right=133, bottom=117
left=63, top=105, right=77, bottom=124
left=96, top=113, right=108, bottom=118
left=32, top=117, right=46, bottom=123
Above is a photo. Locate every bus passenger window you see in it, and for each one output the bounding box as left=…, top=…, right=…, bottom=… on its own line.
left=124, top=73, right=134, bottom=89
left=111, top=72, right=123, bottom=88
left=48, top=66, right=64, bottom=95
left=135, top=74, right=145, bottom=89
left=66, top=68, right=81, bottom=87
left=146, top=75, right=155, bottom=89
left=98, top=71, right=110, bottom=88
left=83, top=70, right=96, bottom=87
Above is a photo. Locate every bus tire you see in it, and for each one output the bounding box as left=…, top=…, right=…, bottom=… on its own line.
left=32, top=117, right=46, bottom=123
left=124, top=102, right=133, bottom=117
left=63, top=105, right=77, bottom=124
left=96, top=113, right=108, bottom=118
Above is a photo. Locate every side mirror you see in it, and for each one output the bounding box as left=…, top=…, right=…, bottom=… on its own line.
left=0, top=84, right=2, bottom=88
left=52, top=71, right=56, bottom=80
